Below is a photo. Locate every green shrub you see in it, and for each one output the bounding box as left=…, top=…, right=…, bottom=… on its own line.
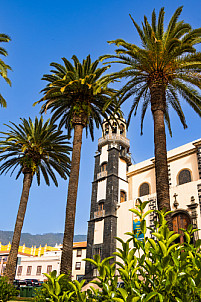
left=85, top=199, right=201, bottom=301
left=34, top=200, right=201, bottom=301
left=0, top=276, right=19, bottom=302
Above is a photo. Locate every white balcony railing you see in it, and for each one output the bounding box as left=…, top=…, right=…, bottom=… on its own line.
left=94, top=210, right=105, bottom=219
left=98, top=134, right=130, bottom=147
left=97, top=171, right=107, bottom=179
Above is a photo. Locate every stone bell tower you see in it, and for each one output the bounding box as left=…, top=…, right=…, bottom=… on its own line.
left=85, top=117, right=131, bottom=280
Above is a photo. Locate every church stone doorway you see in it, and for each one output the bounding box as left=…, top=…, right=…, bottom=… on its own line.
left=172, top=211, right=191, bottom=244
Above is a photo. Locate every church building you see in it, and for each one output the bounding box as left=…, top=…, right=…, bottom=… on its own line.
left=85, top=117, right=201, bottom=279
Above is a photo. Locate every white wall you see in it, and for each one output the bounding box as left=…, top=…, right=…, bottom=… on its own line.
left=72, top=248, right=86, bottom=280
left=118, top=158, right=127, bottom=180
left=169, top=153, right=199, bottom=187
left=100, top=145, right=108, bottom=165
left=16, top=247, right=87, bottom=281
left=97, top=179, right=106, bottom=201
left=94, top=220, right=104, bottom=245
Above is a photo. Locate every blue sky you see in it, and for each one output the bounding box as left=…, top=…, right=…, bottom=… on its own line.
left=1, top=0, right=201, bottom=238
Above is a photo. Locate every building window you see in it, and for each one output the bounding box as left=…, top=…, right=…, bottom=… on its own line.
left=120, top=124, right=125, bottom=135
left=36, top=266, right=42, bottom=275
left=120, top=190, right=126, bottom=203
left=139, top=183, right=150, bottom=197
left=112, top=122, right=117, bottom=134
left=27, top=266, right=32, bottom=276
left=47, top=265, right=52, bottom=274
left=76, top=275, right=84, bottom=282
left=94, top=247, right=102, bottom=256
left=178, top=169, right=191, bottom=185
left=75, top=262, right=81, bottom=270
left=98, top=203, right=104, bottom=211
left=17, top=266, right=22, bottom=276
left=101, top=163, right=107, bottom=172
left=76, top=249, right=82, bottom=257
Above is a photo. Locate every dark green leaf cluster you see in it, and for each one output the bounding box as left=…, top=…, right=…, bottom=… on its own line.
left=35, top=201, right=201, bottom=301
left=0, top=276, right=19, bottom=302
left=35, top=55, right=117, bottom=140
left=0, top=117, right=71, bottom=186
left=0, top=33, right=12, bottom=108
left=84, top=200, right=201, bottom=301
left=100, top=7, right=201, bottom=135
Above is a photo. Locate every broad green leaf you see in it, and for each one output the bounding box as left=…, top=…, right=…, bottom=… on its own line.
left=167, top=233, right=180, bottom=246
left=158, top=241, right=167, bottom=256
left=144, top=292, right=158, bottom=302
left=140, top=219, right=146, bottom=234
left=130, top=208, right=141, bottom=217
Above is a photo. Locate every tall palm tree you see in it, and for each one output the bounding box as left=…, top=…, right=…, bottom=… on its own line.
left=0, top=117, right=71, bottom=282
left=100, top=6, right=201, bottom=228
left=0, top=33, right=11, bottom=108
left=35, top=55, right=116, bottom=274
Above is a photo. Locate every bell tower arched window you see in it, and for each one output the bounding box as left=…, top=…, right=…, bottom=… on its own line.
left=112, top=122, right=117, bottom=134
left=105, top=123, right=109, bottom=135
left=120, top=124, right=125, bottom=135
left=101, top=162, right=107, bottom=172
left=178, top=169, right=191, bottom=185
left=139, top=183, right=150, bottom=197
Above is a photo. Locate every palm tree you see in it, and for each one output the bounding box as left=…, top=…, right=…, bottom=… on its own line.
left=35, top=55, right=116, bottom=274
left=100, top=6, right=201, bottom=228
left=0, top=33, right=11, bottom=107
left=0, top=117, right=71, bottom=282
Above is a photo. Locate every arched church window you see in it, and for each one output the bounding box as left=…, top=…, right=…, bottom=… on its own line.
left=112, top=122, right=117, bottom=134
left=120, top=190, right=126, bottom=203
left=178, top=169, right=191, bottom=185
left=139, top=183, right=150, bottom=197
left=105, top=123, right=109, bottom=135
left=120, top=124, right=125, bottom=135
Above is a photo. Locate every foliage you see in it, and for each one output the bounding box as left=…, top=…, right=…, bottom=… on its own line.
left=100, top=6, right=201, bottom=135
left=0, top=276, right=19, bottom=302
left=0, top=117, right=71, bottom=185
left=33, top=270, right=89, bottom=302
left=34, top=55, right=117, bottom=138
left=34, top=200, right=201, bottom=301
left=0, top=33, right=11, bottom=108
left=85, top=200, right=201, bottom=301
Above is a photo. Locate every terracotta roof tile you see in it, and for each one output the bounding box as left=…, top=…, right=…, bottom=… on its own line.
left=73, top=241, right=87, bottom=248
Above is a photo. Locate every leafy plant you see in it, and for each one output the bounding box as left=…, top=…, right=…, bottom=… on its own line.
left=0, top=276, right=19, bottom=302
left=84, top=199, right=201, bottom=301
left=34, top=200, right=201, bottom=301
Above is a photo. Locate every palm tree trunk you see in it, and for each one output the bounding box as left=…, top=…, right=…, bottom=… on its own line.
left=150, top=84, right=173, bottom=230
left=5, top=171, right=32, bottom=283
left=60, top=123, right=83, bottom=275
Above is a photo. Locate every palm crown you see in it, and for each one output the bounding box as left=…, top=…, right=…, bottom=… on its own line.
left=35, top=55, right=116, bottom=139
left=101, top=6, right=201, bottom=134
left=0, top=117, right=71, bottom=186
left=0, top=33, right=12, bottom=108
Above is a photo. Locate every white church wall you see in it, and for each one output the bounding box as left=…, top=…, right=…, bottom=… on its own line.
left=116, top=199, right=150, bottom=254
left=129, top=168, right=156, bottom=198
left=168, top=152, right=199, bottom=187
